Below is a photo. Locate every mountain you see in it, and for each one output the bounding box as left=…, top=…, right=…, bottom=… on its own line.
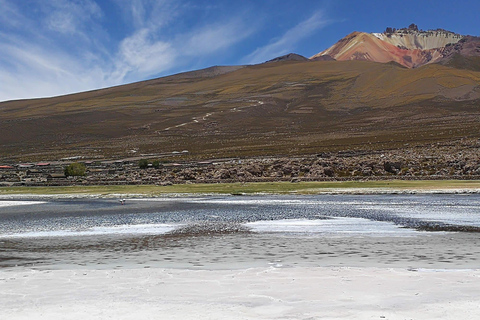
left=1, top=24, right=480, bottom=162
left=1, top=57, right=480, bottom=162
left=311, top=24, right=480, bottom=69
left=266, top=53, right=309, bottom=63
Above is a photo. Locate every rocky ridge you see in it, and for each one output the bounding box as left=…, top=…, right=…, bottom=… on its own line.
left=311, top=24, right=480, bottom=69
left=373, top=25, right=463, bottom=50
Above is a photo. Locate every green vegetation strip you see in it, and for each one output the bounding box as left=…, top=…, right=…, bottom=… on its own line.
left=1, top=180, right=480, bottom=196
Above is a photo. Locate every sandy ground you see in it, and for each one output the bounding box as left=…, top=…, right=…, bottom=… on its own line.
left=1, top=267, right=479, bottom=320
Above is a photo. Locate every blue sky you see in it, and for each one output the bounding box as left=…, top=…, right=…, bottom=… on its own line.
left=1, top=0, right=479, bottom=102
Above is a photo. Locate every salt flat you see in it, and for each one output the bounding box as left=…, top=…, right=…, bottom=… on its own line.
left=0, top=200, right=47, bottom=207
left=1, top=267, right=479, bottom=320
left=1, top=194, right=479, bottom=319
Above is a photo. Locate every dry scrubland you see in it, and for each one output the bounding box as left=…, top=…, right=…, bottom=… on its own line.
left=1, top=60, right=480, bottom=163
left=2, top=137, right=480, bottom=187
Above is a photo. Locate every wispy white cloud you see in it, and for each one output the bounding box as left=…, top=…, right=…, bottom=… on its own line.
left=0, top=0, right=23, bottom=28
left=243, top=11, right=331, bottom=64
left=0, top=0, right=269, bottom=101
left=45, top=0, right=101, bottom=33
left=114, top=29, right=176, bottom=81
left=182, top=18, right=255, bottom=56
left=0, top=0, right=112, bottom=101
left=0, top=40, right=110, bottom=101
left=116, top=0, right=178, bottom=30
left=113, top=17, right=254, bottom=82
left=130, top=0, right=147, bottom=29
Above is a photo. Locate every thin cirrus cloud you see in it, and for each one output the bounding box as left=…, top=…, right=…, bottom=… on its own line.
left=0, top=36, right=110, bottom=100
left=182, top=18, right=256, bottom=56
left=0, top=0, right=330, bottom=102
left=113, top=8, right=255, bottom=82
left=243, top=11, right=331, bottom=65
left=0, top=0, right=22, bottom=28
left=123, top=0, right=179, bottom=30
left=114, top=28, right=176, bottom=81
left=43, top=0, right=103, bottom=36
left=0, top=0, right=258, bottom=101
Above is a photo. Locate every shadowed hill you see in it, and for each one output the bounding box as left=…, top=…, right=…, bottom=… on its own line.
left=266, top=53, right=309, bottom=63
left=1, top=60, right=480, bottom=161
left=442, top=54, right=480, bottom=71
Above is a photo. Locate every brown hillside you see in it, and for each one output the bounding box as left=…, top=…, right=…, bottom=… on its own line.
left=1, top=60, right=480, bottom=162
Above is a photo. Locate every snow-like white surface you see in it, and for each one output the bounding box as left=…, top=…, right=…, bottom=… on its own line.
left=1, top=223, right=179, bottom=239
left=0, top=200, right=47, bottom=207
left=246, top=218, right=418, bottom=236
left=1, top=267, right=479, bottom=320
left=358, top=204, right=480, bottom=227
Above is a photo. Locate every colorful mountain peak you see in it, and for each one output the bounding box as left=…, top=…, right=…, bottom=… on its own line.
left=310, top=25, right=478, bottom=69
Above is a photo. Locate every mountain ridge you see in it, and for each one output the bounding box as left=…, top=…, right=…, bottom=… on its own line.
left=310, top=24, right=480, bottom=69
left=1, top=59, right=480, bottom=162
left=1, top=25, right=480, bottom=163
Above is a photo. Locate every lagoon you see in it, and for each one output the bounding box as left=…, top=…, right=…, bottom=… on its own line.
left=1, top=194, right=479, bottom=270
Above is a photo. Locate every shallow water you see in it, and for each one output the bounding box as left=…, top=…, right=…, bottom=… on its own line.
left=0, top=194, right=479, bottom=270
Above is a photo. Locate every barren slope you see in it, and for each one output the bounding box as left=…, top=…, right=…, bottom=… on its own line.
left=1, top=60, right=480, bottom=161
